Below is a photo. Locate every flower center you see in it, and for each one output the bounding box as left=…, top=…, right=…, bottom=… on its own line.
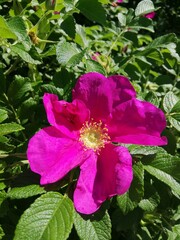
left=79, top=119, right=110, bottom=153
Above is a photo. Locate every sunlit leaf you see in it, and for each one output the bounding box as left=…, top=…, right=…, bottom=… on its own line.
left=0, top=123, right=24, bottom=136
left=14, top=192, right=74, bottom=240
left=0, top=16, right=17, bottom=39
left=135, top=0, right=155, bottom=16
left=144, top=165, right=180, bottom=196
left=8, top=185, right=46, bottom=199
left=0, top=109, right=8, bottom=123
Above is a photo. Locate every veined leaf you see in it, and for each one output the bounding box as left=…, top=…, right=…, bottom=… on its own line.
left=7, top=185, right=46, bottom=199
left=135, top=0, right=155, bottom=16
left=0, top=16, right=17, bottom=39
left=11, top=44, right=41, bottom=64
left=0, top=123, right=24, bottom=136
left=14, top=192, right=74, bottom=240
left=86, top=60, right=106, bottom=75
left=143, top=149, right=180, bottom=181
left=74, top=211, right=111, bottom=240
left=117, top=162, right=144, bottom=214
left=0, top=109, right=8, bottom=123
left=147, top=33, right=177, bottom=49
left=7, top=76, right=32, bottom=106
left=56, top=41, right=85, bottom=66
left=7, top=16, right=31, bottom=51
left=138, top=192, right=160, bottom=212
left=144, top=165, right=180, bottom=196
left=163, top=91, right=179, bottom=113
left=129, top=17, right=154, bottom=32
left=170, top=100, right=180, bottom=114
left=169, top=117, right=180, bottom=131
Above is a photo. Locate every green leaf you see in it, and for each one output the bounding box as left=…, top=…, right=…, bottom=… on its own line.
left=117, top=13, right=126, bottom=27
left=145, top=49, right=163, bottom=64
left=77, top=0, right=106, bottom=25
left=14, top=192, right=74, bottom=240
left=11, top=44, right=41, bottom=64
left=169, top=117, right=180, bottom=131
left=143, top=149, right=180, bottom=181
left=0, top=109, right=8, bottom=123
left=74, top=211, right=111, bottom=240
left=144, top=165, right=180, bottom=196
left=135, top=0, right=155, bottom=16
left=75, top=24, right=89, bottom=48
left=7, top=16, right=31, bottom=51
left=117, top=192, right=135, bottom=215
left=129, top=17, right=154, bottom=32
left=170, top=113, right=180, bottom=122
left=170, top=100, right=180, bottom=121
left=56, top=41, right=85, bottom=66
left=41, top=84, right=64, bottom=97
left=86, top=60, right=106, bottom=75
left=0, top=123, right=24, bottom=136
left=163, top=91, right=179, bottom=113
left=18, top=98, right=37, bottom=120
left=7, top=185, right=46, bottom=199
left=129, top=145, right=159, bottom=156
left=0, top=16, right=17, bottom=39
left=144, top=91, right=159, bottom=107
left=7, top=76, right=32, bottom=106
left=0, top=141, right=15, bottom=154
left=117, top=162, right=144, bottom=214
left=147, top=33, right=177, bottom=49
left=139, top=192, right=160, bottom=212
left=61, top=16, right=76, bottom=39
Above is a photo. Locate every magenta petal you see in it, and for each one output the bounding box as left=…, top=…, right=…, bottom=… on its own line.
left=72, top=72, right=113, bottom=121
left=145, top=12, right=155, bottom=19
left=108, top=75, right=136, bottom=108
left=43, top=93, right=89, bottom=138
left=27, top=126, right=88, bottom=185
left=73, top=151, right=98, bottom=214
left=109, top=98, right=167, bottom=145
left=74, top=144, right=133, bottom=214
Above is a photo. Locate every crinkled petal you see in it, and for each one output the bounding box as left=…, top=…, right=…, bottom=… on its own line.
left=27, top=126, right=89, bottom=185
left=108, top=98, right=167, bottom=145
left=73, top=73, right=136, bottom=121
left=74, top=144, right=133, bottom=214
left=43, top=93, right=89, bottom=138
left=107, top=75, right=136, bottom=108
left=72, top=72, right=113, bottom=121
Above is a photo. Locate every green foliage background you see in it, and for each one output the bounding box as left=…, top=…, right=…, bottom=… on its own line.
left=0, top=0, right=180, bottom=239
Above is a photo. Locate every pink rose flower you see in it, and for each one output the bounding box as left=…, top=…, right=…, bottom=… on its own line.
left=91, top=52, right=100, bottom=61
left=144, top=11, right=155, bottom=19
left=27, top=72, right=167, bottom=214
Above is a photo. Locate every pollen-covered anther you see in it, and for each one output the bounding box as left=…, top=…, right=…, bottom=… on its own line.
left=79, top=120, right=110, bottom=153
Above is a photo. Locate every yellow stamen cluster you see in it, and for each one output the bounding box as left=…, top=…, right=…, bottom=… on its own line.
left=79, top=119, right=110, bottom=153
